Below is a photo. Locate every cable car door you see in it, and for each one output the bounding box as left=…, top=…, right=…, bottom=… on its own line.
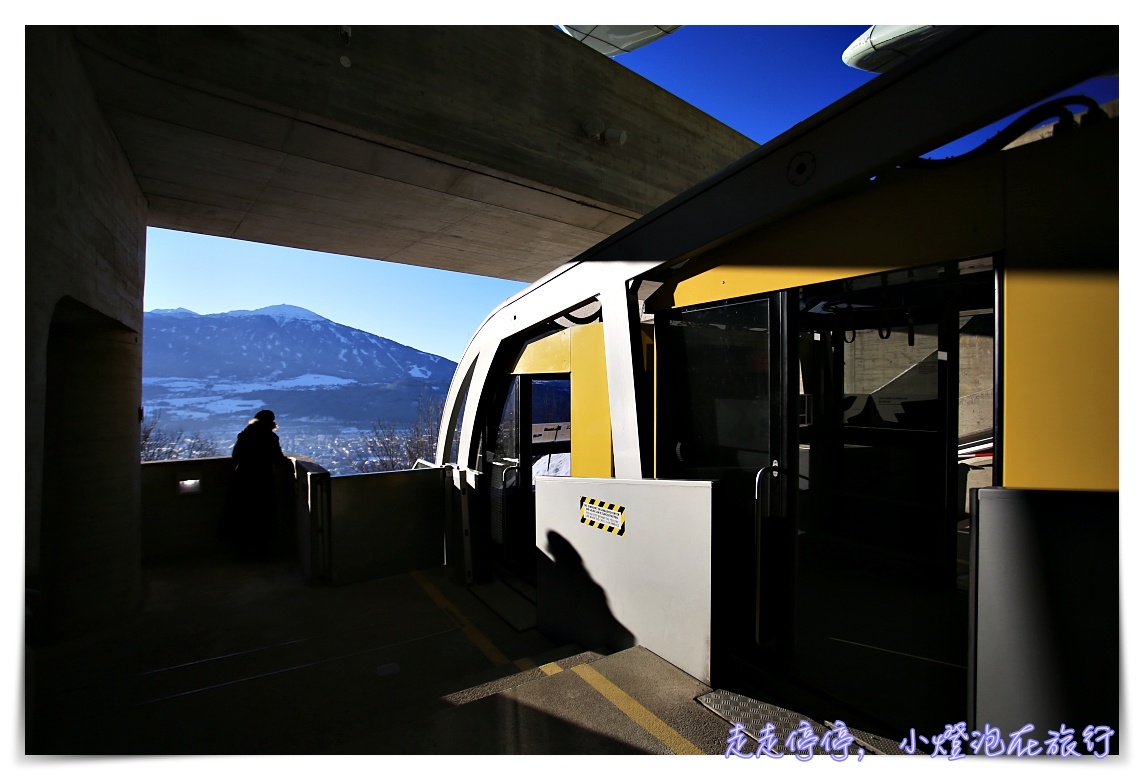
left=654, top=292, right=792, bottom=680
left=656, top=269, right=973, bottom=740
left=483, top=374, right=573, bottom=587
left=485, top=375, right=528, bottom=581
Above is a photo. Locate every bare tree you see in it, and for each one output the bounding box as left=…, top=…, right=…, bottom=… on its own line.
left=141, top=412, right=224, bottom=462
left=349, top=393, right=444, bottom=473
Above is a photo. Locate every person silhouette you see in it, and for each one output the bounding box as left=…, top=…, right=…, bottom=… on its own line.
left=228, top=409, right=292, bottom=558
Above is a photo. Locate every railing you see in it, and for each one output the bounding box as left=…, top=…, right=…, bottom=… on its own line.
left=141, top=456, right=328, bottom=567
left=141, top=457, right=453, bottom=586
left=294, top=459, right=331, bottom=583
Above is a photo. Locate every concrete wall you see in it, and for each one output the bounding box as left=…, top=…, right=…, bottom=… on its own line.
left=80, top=25, right=754, bottom=217
left=27, top=27, right=148, bottom=639
left=140, top=457, right=235, bottom=562
left=69, top=26, right=761, bottom=281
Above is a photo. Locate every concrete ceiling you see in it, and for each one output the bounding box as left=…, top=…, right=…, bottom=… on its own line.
left=74, top=26, right=759, bottom=283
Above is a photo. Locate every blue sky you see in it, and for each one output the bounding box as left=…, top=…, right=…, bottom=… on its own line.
left=143, top=25, right=1119, bottom=362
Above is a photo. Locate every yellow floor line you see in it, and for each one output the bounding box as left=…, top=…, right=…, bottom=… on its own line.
left=514, top=657, right=538, bottom=671
left=410, top=570, right=510, bottom=667
left=572, top=663, right=704, bottom=755
left=539, top=661, right=563, bottom=676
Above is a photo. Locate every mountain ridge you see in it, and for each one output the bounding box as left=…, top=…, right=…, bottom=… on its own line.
left=142, top=305, right=457, bottom=439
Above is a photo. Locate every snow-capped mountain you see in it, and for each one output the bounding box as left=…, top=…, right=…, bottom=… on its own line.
left=142, top=305, right=457, bottom=436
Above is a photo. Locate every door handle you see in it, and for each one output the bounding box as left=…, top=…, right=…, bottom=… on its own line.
left=754, top=460, right=782, bottom=504
left=499, top=464, right=520, bottom=552
left=501, top=464, right=518, bottom=487
left=754, top=460, right=782, bottom=648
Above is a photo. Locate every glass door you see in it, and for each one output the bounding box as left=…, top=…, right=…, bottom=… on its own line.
left=655, top=294, right=792, bottom=668
left=657, top=262, right=992, bottom=740
left=780, top=262, right=989, bottom=738
left=485, top=374, right=572, bottom=587
left=790, top=282, right=961, bottom=738
left=486, top=375, right=524, bottom=578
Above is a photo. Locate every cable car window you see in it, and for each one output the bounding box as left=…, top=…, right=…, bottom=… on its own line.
left=657, top=297, right=771, bottom=476
left=841, top=323, right=940, bottom=432
left=531, top=377, right=570, bottom=478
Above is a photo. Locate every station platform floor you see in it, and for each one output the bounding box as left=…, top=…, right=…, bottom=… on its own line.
left=26, top=553, right=746, bottom=756
left=25, top=551, right=915, bottom=762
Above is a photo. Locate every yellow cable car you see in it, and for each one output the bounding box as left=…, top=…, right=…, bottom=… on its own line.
left=438, top=26, right=1118, bottom=747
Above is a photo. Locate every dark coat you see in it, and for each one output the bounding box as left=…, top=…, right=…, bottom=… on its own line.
left=232, top=420, right=289, bottom=477
left=227, top=420, right=291, bottom=557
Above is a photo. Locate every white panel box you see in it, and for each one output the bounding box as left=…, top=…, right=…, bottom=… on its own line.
left=534, top=476, right=713, bottom=682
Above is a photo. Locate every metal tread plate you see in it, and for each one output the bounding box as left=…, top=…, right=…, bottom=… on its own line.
left=698, top=688, right=908, bottom=756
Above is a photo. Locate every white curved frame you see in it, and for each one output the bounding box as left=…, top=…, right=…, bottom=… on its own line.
left=435, top=258, right=659, bottom=481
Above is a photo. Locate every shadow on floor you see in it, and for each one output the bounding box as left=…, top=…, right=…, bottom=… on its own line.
left=25, top=552, right=633, bottom=754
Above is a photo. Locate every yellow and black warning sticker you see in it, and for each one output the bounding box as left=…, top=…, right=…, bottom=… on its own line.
left=580, top=496, right=626, bottom=536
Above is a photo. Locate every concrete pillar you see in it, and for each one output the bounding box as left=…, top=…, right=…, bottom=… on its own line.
left=26, top=26, right=148, bottom=639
